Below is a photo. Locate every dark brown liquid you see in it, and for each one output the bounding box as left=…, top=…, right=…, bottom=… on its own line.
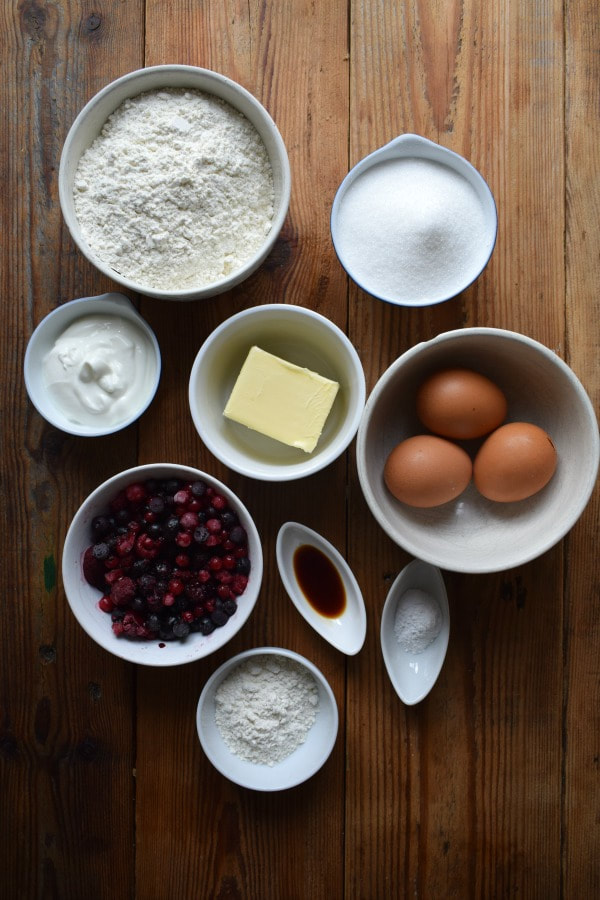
left=292, top=543, right=346, bottom=618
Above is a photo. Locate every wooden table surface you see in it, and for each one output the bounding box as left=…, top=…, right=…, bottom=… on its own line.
left=3, top=1, right=599, bottom=897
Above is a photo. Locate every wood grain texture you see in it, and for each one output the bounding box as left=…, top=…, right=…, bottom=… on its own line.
left=1, top=0, right=598, bottom=897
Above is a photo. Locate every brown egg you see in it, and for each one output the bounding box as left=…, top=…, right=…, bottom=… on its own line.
left=384, top=434, right=473, bottom=508
left=416, top=367, right=507, bottom=439
left=473, top=422, right=557, bottom=502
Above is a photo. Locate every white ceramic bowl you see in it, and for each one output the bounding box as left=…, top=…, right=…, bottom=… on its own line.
left=59, top=65, right=291, bottom=300
left=62, top=463, right=263, bottom=665
left=276, top=522, right=367, bottom=655
left=331, top=133, right=497, bottom=307
left=188, top=304, right=366, bottom=481
left=24, top=292, right=161, bottom=436
left=196, top=647, right=338, bottom=790
left=380, top=559, right=450, bottom=705
left=357, top=328, right=599, bottom=573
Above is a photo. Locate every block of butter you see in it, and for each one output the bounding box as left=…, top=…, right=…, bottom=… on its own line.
left=223, top=346, right=340, bottom=453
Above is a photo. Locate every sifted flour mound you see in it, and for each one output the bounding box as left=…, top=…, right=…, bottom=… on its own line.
left=73, top=88, right=274, bottom=291
left=214, top=654, right=320, bottom=766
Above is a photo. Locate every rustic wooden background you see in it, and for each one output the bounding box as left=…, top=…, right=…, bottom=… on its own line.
left=2, top=0, right=599, bottom=897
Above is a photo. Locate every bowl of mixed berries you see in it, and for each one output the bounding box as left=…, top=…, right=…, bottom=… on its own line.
left=62, top=463, right=263, bottom=665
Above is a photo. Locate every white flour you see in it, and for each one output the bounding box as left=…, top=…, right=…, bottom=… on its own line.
left=214, top=654, right=319, bottom=766
left=73, top=88, right=274, bottom=291
left=394, top=588, right=442, bottom=654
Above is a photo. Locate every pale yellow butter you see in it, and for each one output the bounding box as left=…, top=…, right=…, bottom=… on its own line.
left=223, top=346, right=340, bottom=453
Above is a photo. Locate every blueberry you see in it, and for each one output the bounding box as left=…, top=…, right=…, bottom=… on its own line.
left=138, top=574, right=157, bottom=596
left=164, top=516, right=180, bottom=536
left=199, top=617, right=215, bottom=635
left=146, top=614, right=161, bottom=632
left=193, top=526, right=209, bottom=544
left=210, top=609, right=229, bottom=628
left=153, top=561, right=172, bottom=579
left=91, top=515, right=112, bottom=538
left=147, top=496, right=165, bottom=515
left=190, top=481, right=207, bottom=498
left=235, top=557, right=251, bottom=575
left=229, top=526, right=246, bottom=545
left=222, top=600, right=237, bottom=617
left=92, top=542, right=110, bottom=561
left=220, top=511, right=238, bottom=529
left=172, top=620, right=190, bottom=639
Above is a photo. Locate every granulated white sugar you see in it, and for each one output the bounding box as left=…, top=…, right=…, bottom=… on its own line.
left=73, top=88, right=274, bottom=291
left=333, top=157, right=489, bottom=303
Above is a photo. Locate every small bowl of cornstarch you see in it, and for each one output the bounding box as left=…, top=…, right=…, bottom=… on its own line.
left=59, top=65, right=291, bottom=300
left=331, top=133, right=497, bottom=307
left=196, top=647, right=338, bottom=790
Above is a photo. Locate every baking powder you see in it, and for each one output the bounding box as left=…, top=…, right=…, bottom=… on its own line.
left=73, top=88, right=274, bottom=291
left=215, top=654, right=319, bottom=766
left=394, top=588, right=443, bottom=654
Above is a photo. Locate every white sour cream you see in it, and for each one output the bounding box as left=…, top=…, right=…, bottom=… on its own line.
left=43, top=314, right=156, bottom=427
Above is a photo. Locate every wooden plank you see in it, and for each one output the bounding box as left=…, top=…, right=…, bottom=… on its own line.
left=346, top=0, right=566, bottom=896
left=563, top=0, right=600, bottom=891
left=135, top=1, right=350, bottom=896
left=0, top=1, right=144, bottom=895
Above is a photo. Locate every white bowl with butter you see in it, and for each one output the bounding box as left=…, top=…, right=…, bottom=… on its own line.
left=24, top=292, right=161, bottom=436
left=188, top=304, right=366, bottom=481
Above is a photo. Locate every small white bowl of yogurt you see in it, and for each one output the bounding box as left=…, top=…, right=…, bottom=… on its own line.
left=24, top=292, right=161, bottom=436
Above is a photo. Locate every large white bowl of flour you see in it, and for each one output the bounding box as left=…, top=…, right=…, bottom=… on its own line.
left=59, top=65, right=291, bottom=300
left=331, top=133, right=497, bottom=307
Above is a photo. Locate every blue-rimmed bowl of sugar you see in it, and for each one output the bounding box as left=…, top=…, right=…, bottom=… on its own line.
left=331, top=134, right=497, bottom=307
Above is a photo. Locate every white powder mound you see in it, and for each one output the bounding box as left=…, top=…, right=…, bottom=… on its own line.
left=214, top=654, right=320, bottom=766
left=334, top=157, right=488, bottom=302
left=73, top=88, right=274, bottom=291
left=394, top=588, right=443, bottom=654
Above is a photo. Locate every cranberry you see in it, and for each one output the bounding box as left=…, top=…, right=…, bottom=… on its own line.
left=125, top=483, right=147, bottom=505
left=179, top=511, right=199, bottom=530
left=99, top=595, right=114, bottom=613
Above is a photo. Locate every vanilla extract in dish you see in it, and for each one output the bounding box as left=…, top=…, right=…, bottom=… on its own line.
left=292, top=544, right=346, bottom=618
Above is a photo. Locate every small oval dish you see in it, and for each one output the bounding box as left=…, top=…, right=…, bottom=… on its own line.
left=196, top=646, right=338, bottom=791
left=380, top=558, right=450, bottom=705
left=24, top=292, right=161, bottom=436
left=276, top=522, right=366, bottom=655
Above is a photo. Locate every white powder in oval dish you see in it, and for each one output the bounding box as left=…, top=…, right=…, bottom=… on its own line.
left=334, top=157, right=488, bottom=303
left=73, top=88, right=274, bottom=291
left=394, top=588, right=443, bottom=654
left=214, top=654, right=320, bottom=766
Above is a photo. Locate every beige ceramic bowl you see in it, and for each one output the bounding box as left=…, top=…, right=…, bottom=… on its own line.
left=357, top=328, right=599, bottom=573
left=59, top=65, right=290, bottom=300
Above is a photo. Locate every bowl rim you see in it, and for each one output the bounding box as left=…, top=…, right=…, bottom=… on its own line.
left=23, top=292, right=161, bottom=436
left=330, top=133, right=498, bottom=308
left=357, top=326, right=600, bottom=573
left=61, top=463, right=263, bottom=665
left=188, top=303, right=367, bottom=481
left=58, top=64, right=291, bottom=301
left=196, top=645, right=339, bottom=790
